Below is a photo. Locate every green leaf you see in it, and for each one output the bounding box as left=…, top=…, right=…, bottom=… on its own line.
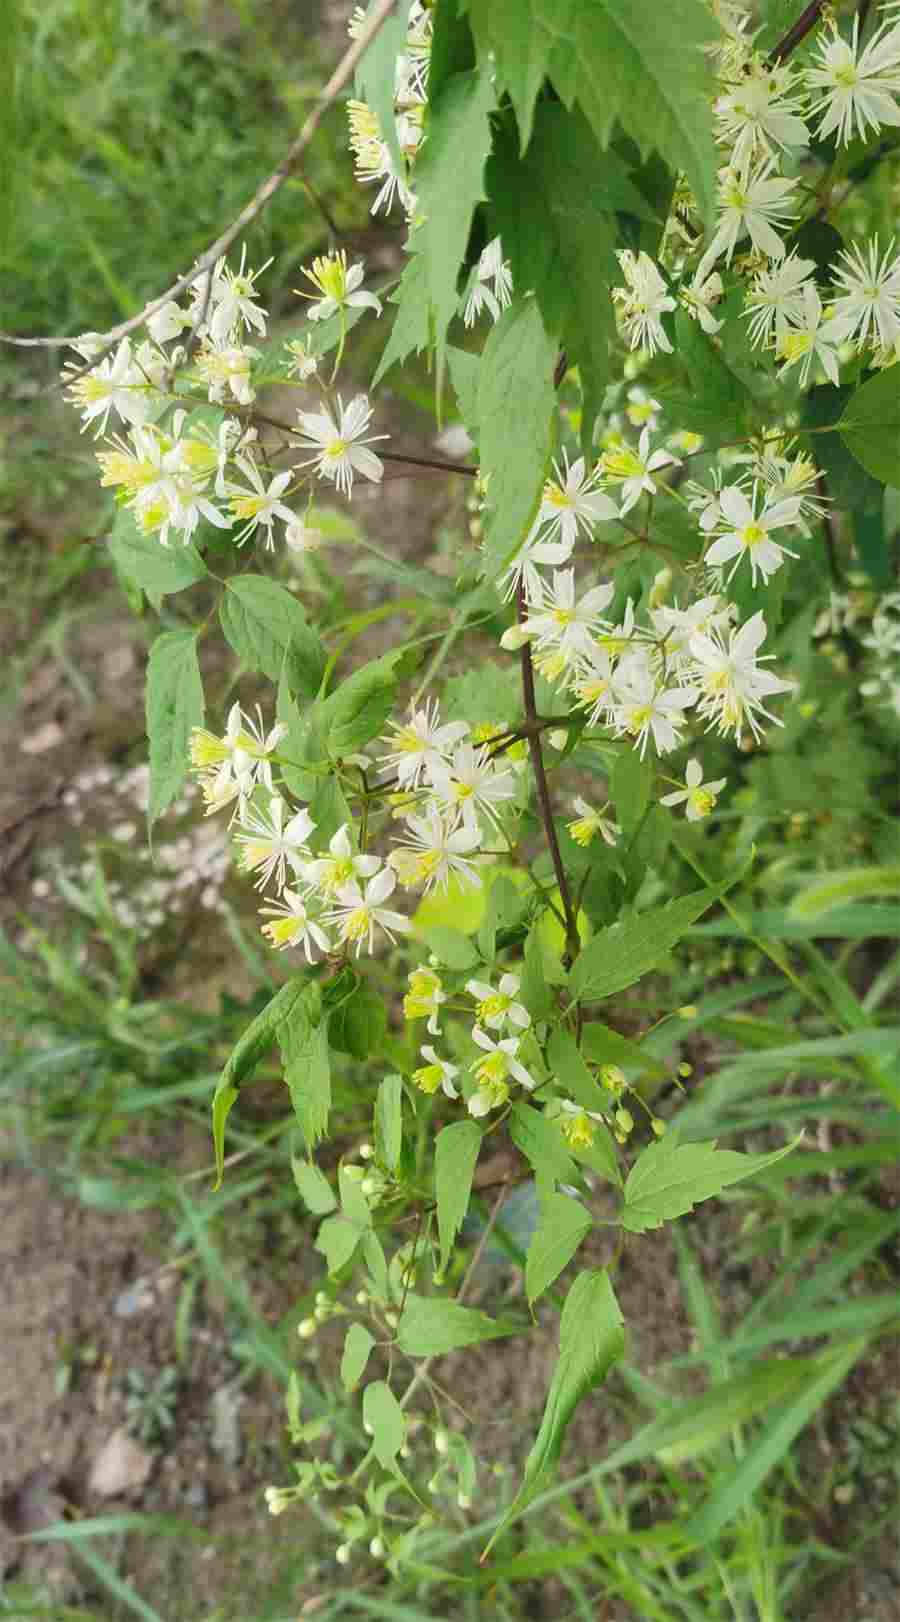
left=219, top=575, right=312, bottom=682
left=330, top=982, right=387, bottom=1059
left=483, top=1268, right=624, bottom=1556
left=284, top=625, right=328, bottom=703
left=375, top=1074, right=403, bottom=1173
left=839, top=368, right=900, bottom=486
left=526, top=1193, right=592, bottom=1307
left=145, top=629, right=203, bottom=828
left=568, top=885, right=728, bottom=1002
left=621, top=1134, right=800, bottom=1234
left=612, top=748, right=652, bottom=836
left=316, top=1214, right=363, bottom=1274
left=372, top=254, right=433, bottom=385
left=581, top=1021, right=666, bottom=1081
left=109, top=509, right=208, bottom=595
left=447, top=344, right=481, bottom=433
left=547, top=1027, right=604, bottom=1112
left=211, top=977, right=320, bottom=1186
left=280, top=985, right=331, bottom=1149
left=478, top=298, right=557, bottom=581
left=355, top=0, right=409, bottom=175
left=419, top=925, right=481, bottom=971
left=396, top=1295, right=518, bottom=1357
left=292, top=1158, right=337, bottom=1216
left=362, top=1380, right=406, bottom=1468
left=321, top=653, right=401, bottom=755
left=670, top=306, right=753, bottom=438
left=407, top=65, right=496, bottom=344
left=790, top=865, right=900, bottom=917
left=510, top=1100, right=577, bottom=1194
left=545, top=0, right=719, bottom=225
left=466, top=0, right=562, bottom=152
left=341, top=1322, right=376, bottom=1392
left=435, top=1120, right=482, bottom=1273
left=520, top=925, right=554, bottom=1020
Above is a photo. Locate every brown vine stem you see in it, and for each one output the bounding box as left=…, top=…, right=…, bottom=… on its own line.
left=769, top=0, right=827, bottom=63
left=1, top=0, right=400, bottom=359
left=516, top=584, right=581, bottom=969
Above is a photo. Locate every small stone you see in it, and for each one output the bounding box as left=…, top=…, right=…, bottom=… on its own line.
left=88, top=1429, right=154, bottom=1498
left=21, top=721, right=64, bottom=755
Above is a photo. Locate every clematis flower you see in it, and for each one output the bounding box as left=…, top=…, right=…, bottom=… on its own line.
left=325, top=868, right=411, bottom=956
left=465, top=973, right=530, bottom=1032
left=233, top=795, right=315, bottom=891
left=661, top=759, right=727, bottom=821
left=411, top=1045, right=459, bottom=1098
left=705, top=483, right=803, bottom=586
left=260, top=889, right=332, bottom=959
left=294, top=393, right=387, bottom=497
left=297, top=251, right=382, bottom=322
left=300, top=823, right=381, bottom=896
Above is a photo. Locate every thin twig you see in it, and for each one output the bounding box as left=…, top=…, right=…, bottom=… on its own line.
left=769, top=0, right=827, bottom=63
left=0, top=0, right=400, bottom=356
left=516, top=584, right=581, bottom=968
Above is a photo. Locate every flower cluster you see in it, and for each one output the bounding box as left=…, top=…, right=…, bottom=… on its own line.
left=408, top=971, right=537, bottom=1118
left=346, top=2, right=433, bottom=217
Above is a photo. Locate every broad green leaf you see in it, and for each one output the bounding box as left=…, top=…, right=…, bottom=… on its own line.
left=316, top=1214, right=363, bottom=1274
left=621, top=1134, right=800, bottom=1234
left=526, top=1193, right=592, bottom=1307
left=568, top=885, right=727, bottom=1002
left=280, top=986, right=331, bottom=1149
left=547, top=1027, right=605, bottom=1112
left=419, top=925, right=481, bottom=971
left=839, top=368, right=900, bottom=486
left=375, top=1074, right=403, bottom=1173
left=341, top=1322, right=376, bottom=1392
left=435, top=1120, right=482, bottom=1273
left=219, top=575, right=311, bottom=682
left=581, top=1022, right=667, bottom=1081
left=363, top=1380, right=406, bottom=1468
left=339, top=1164, right=373, bottom=1229
left=284, top=625, right=328, bottom=703
left=307, top=774, right=352, bottom=850
left=275, top=675, right=327, bottom=802
left=684, top=1340, right=866, bottom=1545
left=109, top=509, right=208, bottom=595
left=330, top=982, right=387, bottom=1059
left=520, top=924, right=554, bottom=1020
left=466, top=0, right=563, bottom=151
left=292, top=1158, right=337, bottom=1215
left=396, top=1295, right=518, bottom=1356
left=668, top=306, right=753, bottom=437
left=612, top=748, right=652, bottom=836
left=373, top=254, right=432, bottom=385
left=478, top=299, right=557, bottom=580
left=447, top=344, right=481, bottom=434
left=321, top=653, right=401, bottom=755
left=544, top=0, right=719, bottom=225
left=407, top=65, right=495, bottom=344
left=510, top=1100, right=577, bottom=1194
left=211, top=981, right=322, bottom=1182
left=145, top=629, right=204, bottom=828
left=483, top=1268, right=625, bottom=1556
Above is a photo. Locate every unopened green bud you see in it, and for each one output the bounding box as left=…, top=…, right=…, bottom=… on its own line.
left=298, top=1317, right=317, bottom=1339
left=336, top=1543, right=351, bottom=1566
left=678, top=1004, right=698, bottom=1019
left=651, top=1117, right=666, bottom=1137
left=614, top=1107, right=634, bottom=1135
left=369, top=1536, right=385, bottom=1559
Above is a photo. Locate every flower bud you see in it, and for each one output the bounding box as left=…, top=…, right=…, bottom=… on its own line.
left=434, top=1428, right=449, bottom=1456
left=547, top=729, right=568, bottom=751
left=678, top=1005, right=698, bottom=1019
left=359, top=1142, right=374, bottom=1160
left=336, top=1543, right=351, bottom=1566
left=369, top=1536, right=385, bottom=1559
left=614, top=1106, right=634, bottom=1135
left=650, top=1117, right=666, bottom=1137
left=298, top=1317, right=317, bottom=1339
left=500, top=624, right=529, bottom=651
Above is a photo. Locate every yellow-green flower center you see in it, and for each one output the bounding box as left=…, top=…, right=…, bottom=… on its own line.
left=739, top=522, right=767, bottom=550
left=688, top=787, right=715, bottom=818
left=263, top=915, right=303, bottom=948
left=343, top=906, right=370, bottom=941
left=477, top=993, right=510, bottom=1023
left=474, top=1050, right=510, bottom=1085
left=544, top=482, right=573, bottom=509
left=412, top=1063, right=444, bottom=1095
left=561, top=1111, right=596, bottom=1150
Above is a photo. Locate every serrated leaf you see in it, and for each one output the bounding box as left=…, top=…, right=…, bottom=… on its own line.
left=373, top=254, right=433, bottom=385
left=447, top=345, right=481, bottom=433
left=568, top=884, right=727, bottom=1002
left=839, top=368, right=900, bottom=487
left=547, top=1027, right=604, bottom=1112
left=466, top=0, right=562, bottom=152
left=321, top=653, right=401, bottom=755
left=668, top=307, right=754, bottom=437
left=109, top=509, right=208, bottom=595
left=211, top=978, right=312, bottom=1184
left=292, top=1158, right=337, bottom=1215
left=419, top=925, right=481, bottom=971
left=375, top=1074, right=403, bottom=1173
left=510, top=1100, right=577, bottom=1194
left=520, top=925, right=554, bottom=1020
left=396, top=1295, right=517, bottom=1356
left=483, top=1268, right=624, bottom=1556
left=526, top=1193, right=592, bottom=1307
left=219, top=575, right=312, bottom=682
left=341, top=1323, right=376, bottom=1392
left=316, top=1214, right=363, bottom=1274
left=363, top=1380, right=406, bottom=1468
left=581, top=1021, right=666, bottom=1081
left=330, top=981, right=387, bottom=1059
left=407, top=65, right=496, bottom=345
left=280, top=985, right=331, bottom=1149
left=145, top=629, right=204, bottom=828
left=284, top=625, right=327, bottom=703
left=435, top=1120, right=482, bottom=1273
left=478, top=299, right=557, bottom=580
left=621, top=1134, right=800, bottom=1233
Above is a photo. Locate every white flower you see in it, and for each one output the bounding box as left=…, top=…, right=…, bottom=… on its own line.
left=610, top=666, right=697, bottom=758
left=379, top=698, right=469, bottom=789
left=805, top=16, right=900, bottom=147
left=557, top=1098, right=608, bottom=1150
left=228, top=460, right=296, bottom=548
left=193, top=341, right=260, bottom=406
left=679, top=266, right=724, bottom=335
left=714, top=64, right=810, bottom=173
left=285, top=335, right=319, bottom=380
left=468, top=1027, right=536, bottom=1116
left=411, top=1045, right=459, bottom=1098
left=566, top=798, right=620, bottom=848
left=294, top=394, right=386, bottom=497
left=390, top=810, right=482, bottom=893
left=346, top=99, right=417, bottom=216
left=326, top=868, right=411, bottom=955
left=699, top=161, right=799, bottom=275
left=521, top=569, right=615, bottom=670
left=570, top=647, right=622, bottom=727
left=297, top=251, right=383, bottom=322
left=689, top=610, right=793, bottom=740
left=201, top=246, right=271, bottom=345
left=499, top=523, right=574, bottom=604
left=233, top=794, right=315, bottom=891
left=612, top=250, right=676, bottom=356
left=64, top=337, right=152, bottom=436
left=429, top=742, right=517, bottom=833
left=146, top=300, right=191, bottom=345
left=300, top=823, right=381, bottom=896
left=661, top=759, right=727, bottom=821
left=743, top=251, right=816, bottom=348
left=463, top=237, right=513, bottom=327
left=651, top=595, right=733, bottom=672
left=600, top=426, right=680, bottom=515
left=260, top=889, right=332, bottom=959
left=828, top=236, right=900, bottom=353
left=538, top=452, right=618, bottom=547
left=190, top=703, right=286, bottom=818
left=625, top=388, right=664, bottom=430
left=775, top=282, right=844, bottom=387
left=705, top=483, right=802, bottom=586
left=465, top=973, right=530, bottom=1032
